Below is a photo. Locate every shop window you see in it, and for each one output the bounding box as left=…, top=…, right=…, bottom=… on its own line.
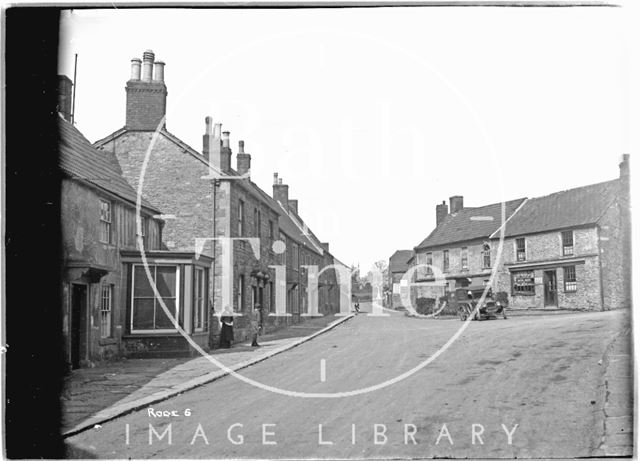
left=562, top=230, right=574, bottom=256
left=443, top=250, right=449, bottom=272
left=131, top=265, right=179, bottom=333
left=100, top=200, right=112, bottom=244
left=512, top=270, right=535, bottom=295
left=461, top=247, right=468, bottom=271
left=564, top=266, right=577, bottom=292
left=194, top=267, right=207, bottom=331
left=100, top=284, right=113, bottom=338
left=516, top=238, right=526, bottom=262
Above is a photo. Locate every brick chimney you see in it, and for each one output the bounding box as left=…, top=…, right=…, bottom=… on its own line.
left=126, top=50, right=168, bottom=131
left=436, top=200, right=448, bottom=226
left=58, top=75, right=73, bottom=122
left=289, top=199, right=298, bottom=214
left=236, top=140, right=251, bottom=176
left=272, top=173, right=289, bottom=206
left=449, top=195, right=464, bottom=214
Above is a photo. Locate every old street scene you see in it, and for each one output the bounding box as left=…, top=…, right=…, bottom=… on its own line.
left=57, top=8, right=632, bottom=460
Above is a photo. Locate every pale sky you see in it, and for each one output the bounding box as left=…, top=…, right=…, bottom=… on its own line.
left=59, top=6, right=631, bottom=272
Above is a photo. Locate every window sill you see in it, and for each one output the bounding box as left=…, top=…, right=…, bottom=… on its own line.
left=99, top=338, right=117, bottom=346
left=512, top=292, right=535, bottom=296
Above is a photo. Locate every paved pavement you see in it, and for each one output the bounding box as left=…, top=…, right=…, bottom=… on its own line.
left=65, top=305, right=632, bottom=459
left=62, top=313, right=354, bottom=436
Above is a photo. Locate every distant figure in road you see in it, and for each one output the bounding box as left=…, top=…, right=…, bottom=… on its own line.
left=219, top=307, right=234, bottom=349
left=354, top=296, right=360, bottom=314
left=251, top=305, right=263, bottom=347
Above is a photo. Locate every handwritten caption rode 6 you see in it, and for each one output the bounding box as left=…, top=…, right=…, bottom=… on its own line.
left=148, top=408, right=192, bottom=418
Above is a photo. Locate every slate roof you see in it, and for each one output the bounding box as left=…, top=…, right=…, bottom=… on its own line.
left=415, top=198, right=526, bottom=250
left=389, top=250, right=413, bottom=273
left=497, top=179, right=620, bottom=238
left=59, top=118, right=160, bottom=212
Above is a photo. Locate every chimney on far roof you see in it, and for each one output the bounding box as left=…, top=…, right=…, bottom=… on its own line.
left=620, top=154, right=630, bottom=180
left=58, top=75, right=73, bottom=122
left=236, top=140, right=251, bottom=176
left=126, top=49, right=167, bottom=131
left=273, top=173, right=289, bottom=206
left=449, top=195, right=464, bottom=214
left=436, top=200, right=448, bottom=226
left=289, top=199, right=298, bottom=214
left=220, top=131, right=232, bottom=172
left=322, top=242, right=330, bottom=253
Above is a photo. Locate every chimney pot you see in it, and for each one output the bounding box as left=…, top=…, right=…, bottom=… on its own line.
left=278, top=178, right=283, bottom=185
left=153, top=60, right=165, bottom=82
left=222, top=131, right=230, bottom=148
left=236, top=143, right=251, bottom=177
left=141, top=50, right=155, bottom=81
left=273, top=179, right=289, bottom=205
left=238, top=140, right=245, bottom=153
left=273, top=172, right=279, bottom=185
left=130, top=58, right=142, bottom=80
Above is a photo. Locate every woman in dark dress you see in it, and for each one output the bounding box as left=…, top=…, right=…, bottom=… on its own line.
left=219, top=308, right=234, bottom=348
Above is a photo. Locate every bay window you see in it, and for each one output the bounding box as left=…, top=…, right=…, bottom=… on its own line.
left=131, top=265, right=179, bottom=333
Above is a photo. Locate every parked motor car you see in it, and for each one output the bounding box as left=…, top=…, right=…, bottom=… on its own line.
left=451, top=286, right=507, bottom=321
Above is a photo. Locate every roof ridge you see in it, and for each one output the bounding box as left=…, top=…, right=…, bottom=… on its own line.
left=526, top=178, right=619, bottom=201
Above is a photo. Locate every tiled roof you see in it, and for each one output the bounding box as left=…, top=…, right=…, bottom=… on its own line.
left=389, top=250, right=413, bottom=273
left=415, top=198, right=526, bottom=250
left=59, top=118, right=160, bottom=213
left=274, top=201, right=325, bottom=255
left=498, top=179, right=620, bottom=238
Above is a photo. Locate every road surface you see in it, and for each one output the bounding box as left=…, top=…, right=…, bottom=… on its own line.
left=66, top=306, right=629, bottom=459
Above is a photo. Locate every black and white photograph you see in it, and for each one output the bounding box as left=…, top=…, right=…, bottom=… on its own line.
left=2, top=2, right=638, bottom=459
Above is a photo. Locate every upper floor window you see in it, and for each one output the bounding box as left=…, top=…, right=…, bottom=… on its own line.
left=238, top=200, right=245, bottom=236
left=461, top=247, right=468, bottom=271
left=443, top=250, right=449, bottom=272
left=561, top=230, right=574, bottom=256
left=269, top=220, right=274, bottom=240
left=237, top=274, right=245, bottom=312
left=254, top=208, right=261, bottom=237
left=564, top=266, right=577, bottom=292
left=292, top=243, right=299, bottom=271
left=481, top=242, right=491, bottom=269
left=426, top=252, right=433, bottom=276
left=100, top=200, right=112, bottom=244
left=516, top=238, right=526, bottom=262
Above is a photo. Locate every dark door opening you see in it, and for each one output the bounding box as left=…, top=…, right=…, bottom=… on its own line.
left=70, top=284, right=87, bottom=369
left=543, top=270, right=558, bottom=307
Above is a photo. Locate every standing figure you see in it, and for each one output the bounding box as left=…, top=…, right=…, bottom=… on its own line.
left=219, top=307, right=234, bottom=349
left=251, top=305, right=263, bottom=347
left=354, top=296, right=360, bottom=314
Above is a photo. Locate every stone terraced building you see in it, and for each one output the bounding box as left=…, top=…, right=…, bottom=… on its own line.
left=93, top=50, right=347, bottom=352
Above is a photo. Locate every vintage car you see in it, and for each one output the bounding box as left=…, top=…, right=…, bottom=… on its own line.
left=451, top=286, right=507, bottom=321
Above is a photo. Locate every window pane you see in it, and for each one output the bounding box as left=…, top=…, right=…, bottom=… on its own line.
left=155, top=298, right=177, bottom=329
left=156, top=266, right=177, bottom=297
left=134, top=266, right=154, bottom=297
left=132, top=298, right=155, bottom=330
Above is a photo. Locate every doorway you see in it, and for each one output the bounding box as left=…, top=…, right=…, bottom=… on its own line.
left=543, top=270, right=558, bottom=307
left=70, top=284, right=88, bottom=369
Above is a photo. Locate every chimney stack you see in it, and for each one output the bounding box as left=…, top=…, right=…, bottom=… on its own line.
left=322, top=242, right=330, bottom=253
left=289, top=199, right=298, bottom=214
left=436, top=200, right=448, bottom=226
left=130, top=58, right=141, bottom=81
left=202, top=116, right=214, bottom=161
left=449, top=195, right=464, bottom=214
left=58, top=75, right=73, bottom=122
left=273, top=173, right=289, bottom=206
left=236, top=140, right=251, bottom=176
left=126, top=50, right=167, bottom=131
